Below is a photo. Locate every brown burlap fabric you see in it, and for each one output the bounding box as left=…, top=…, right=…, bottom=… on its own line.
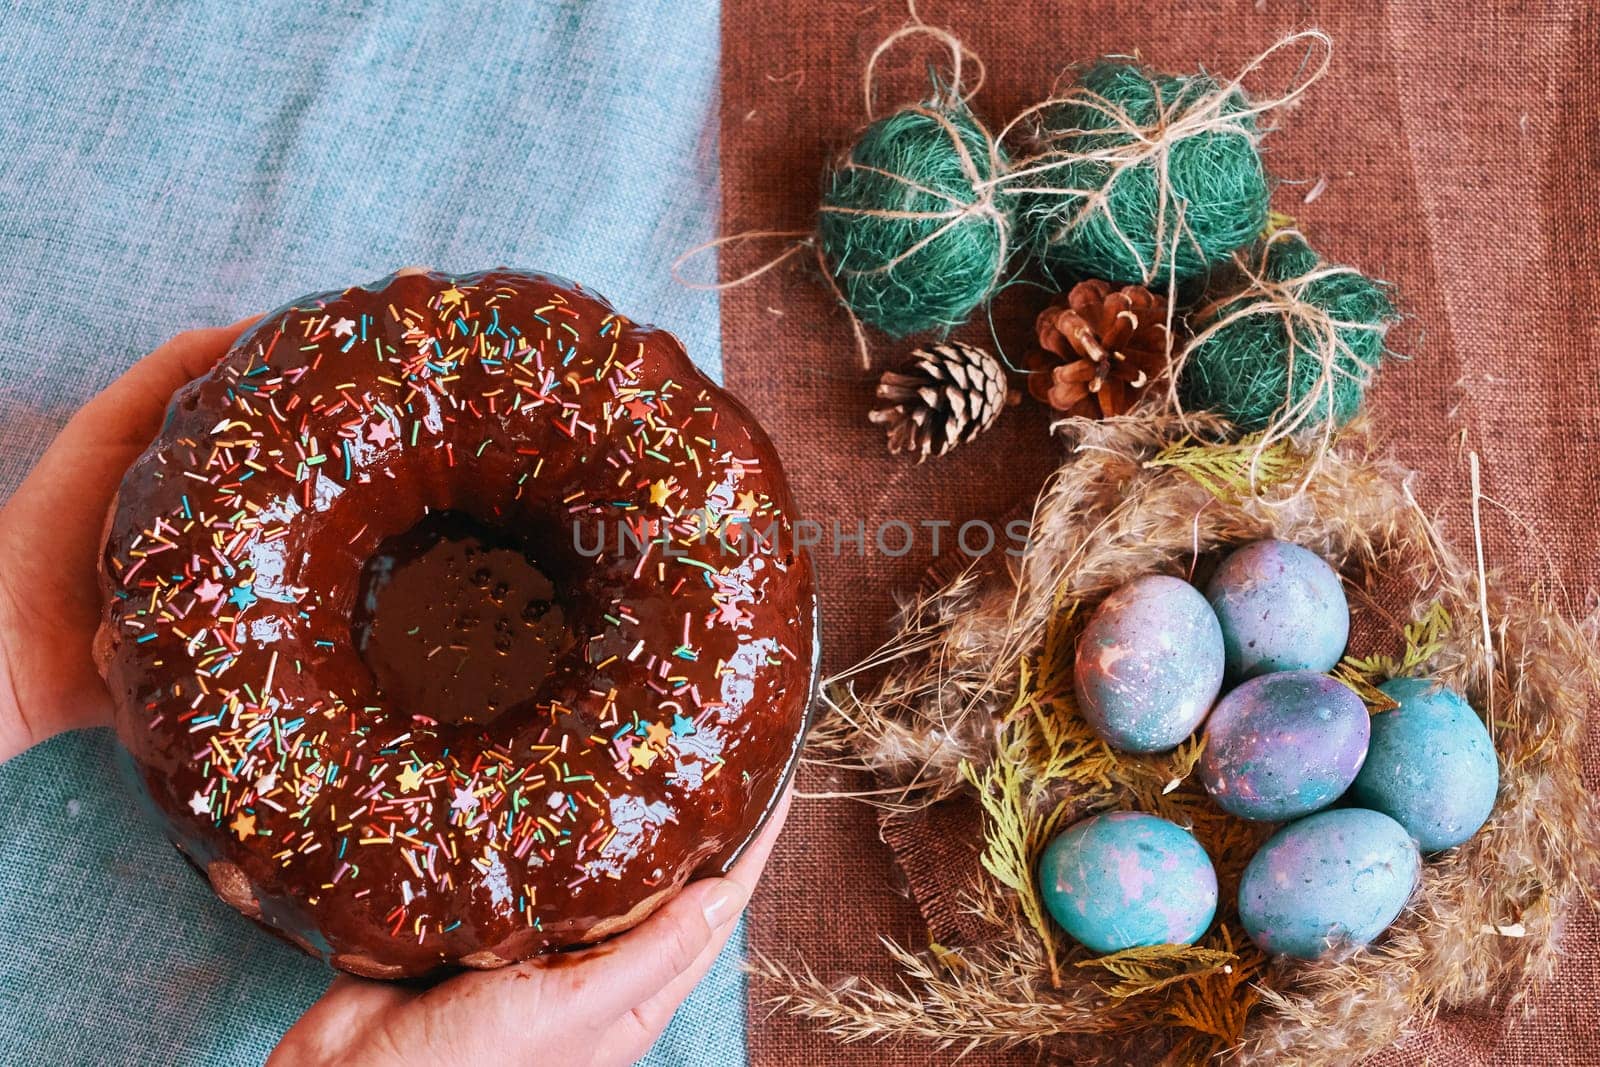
left=718, top=2, right=1600, bottom=1062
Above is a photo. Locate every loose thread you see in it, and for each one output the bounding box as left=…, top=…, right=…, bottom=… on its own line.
left=1469, top=451, right=1496, bottom=739
left=670, top=230, right=814, bottom=291
left=673, top=235, right=878, bottom=369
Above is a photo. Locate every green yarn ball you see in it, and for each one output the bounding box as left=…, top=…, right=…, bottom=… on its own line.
left=1019, top=62, right=1269, bottom=285
left=1180, top=236, right=1398, bottom=432
left=818, top=103, right=1011, bottom=337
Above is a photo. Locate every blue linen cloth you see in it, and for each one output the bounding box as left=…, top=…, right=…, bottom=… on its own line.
left=0, top=1, right=740, bottom=1064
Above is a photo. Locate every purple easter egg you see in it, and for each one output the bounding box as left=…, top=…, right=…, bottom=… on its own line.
left=1073, top=575, right=1225, bottom=753
left=1239, top=807, right=1420, bottom=959
left=1206, top=539, right=1349, bottom=680
left=1039, top=811, right=1218, bottom=954
left=1200, top=670, right=1369, bottom=821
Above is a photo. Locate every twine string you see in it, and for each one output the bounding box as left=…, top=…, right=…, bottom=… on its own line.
left=1171, top=228, right=1388, bottom=492
left=989, top=29, right=1334, bottom=284
left=677, top=26, right=1333, bottom=373
left=817, top=103, right=1008, bottom=281
left=862, top=18, right=986, bottom=120
left=675, top=15, right=1006, bottom=369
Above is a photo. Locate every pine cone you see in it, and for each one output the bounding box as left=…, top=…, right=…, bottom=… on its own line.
left=869, top=341, right=1014, bottom=461
left=1026, top=280, right=1172, bottom=418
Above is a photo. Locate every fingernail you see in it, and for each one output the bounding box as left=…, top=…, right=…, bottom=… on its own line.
left=700, top=880, right=747, bottom=928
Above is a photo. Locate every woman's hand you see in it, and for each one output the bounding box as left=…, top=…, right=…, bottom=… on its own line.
left=0, top=319, right=257, bottom=761
left=271, top=790, right=791, bottom=1067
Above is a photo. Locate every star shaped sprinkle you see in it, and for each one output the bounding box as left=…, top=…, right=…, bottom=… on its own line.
left=649, top=479, right=673, bottom=507
left=194, top=578, right=225, bottom=604
left=646, top=721, right=673, bottom=748
left=331, top=317, right=356, bottom=338
left=396, top=764, right=425, bottom=793
left=230, top=811, right=256, bottom=840
left=672, top=713, right=697, bottom=738
left=255, top=771, right=277, bottom=795
left=736, top=490, right=762, bottom=515
left=716, top=600, right=752, bottom=627
left=368, top=420, right=397, bottom=447
left=188, top=791, right=211, bottom=816
left=623, top=397, right=654, bottom=421
left=451, top=786, right=479, bottom=813
left=226, top=583, right=258, bottom=610
left=630, top=744, right=658, bottom=770
left=439, top=287, right=466, bottom=307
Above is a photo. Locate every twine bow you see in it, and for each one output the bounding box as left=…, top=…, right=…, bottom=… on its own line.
left=1173, top=227, right=1392, bottom=492
left=991, top=30, right=1333, bottom=287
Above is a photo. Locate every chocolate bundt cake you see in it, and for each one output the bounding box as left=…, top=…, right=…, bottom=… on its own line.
left=95, top=269, right=818, bottom=978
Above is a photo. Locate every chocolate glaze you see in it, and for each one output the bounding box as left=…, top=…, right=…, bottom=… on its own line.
left=352, top=511, right=572, bottom=727
left=96, top=269, right=817, bottom=978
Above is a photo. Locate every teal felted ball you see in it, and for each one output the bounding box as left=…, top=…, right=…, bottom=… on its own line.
left=1348, top=678, right=1498, bottom=851
left=817, top=102, right=1011, bottom=337
left=1017, top=61, right=1268, bottom=286
left=1180, top=234, right=1398, bottom=433
left=1039, top=811, right=1218, bottom=953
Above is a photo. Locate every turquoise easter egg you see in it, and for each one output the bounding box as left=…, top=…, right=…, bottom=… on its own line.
left=1073, top=575, right=1225, bottom=753
left=1039, top=811, right=1218, bottom=954
left=1206, top=540, right=1349, bottom=680
left=1239, top=807, right=1419, bottom=959
left=1347, top=677, right=1497, bottom=851
left=1200, top=671, right=1369, bottom=821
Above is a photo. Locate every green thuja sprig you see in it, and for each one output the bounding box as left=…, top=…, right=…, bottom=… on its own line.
left=1143, top=433, right=1302, bottom=501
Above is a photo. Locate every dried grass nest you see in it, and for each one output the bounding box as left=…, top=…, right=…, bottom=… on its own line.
left=770, top=414, right=1600, bottom=1065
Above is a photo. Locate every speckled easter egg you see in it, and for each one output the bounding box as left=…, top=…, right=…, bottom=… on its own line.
left=1200, top=670, right=1369, bottom=821
left=1239, top=807, right=1420, bottom=959
left=1073, top=575, right=1225, bottom=753
left=1347, top=677, right=1498, bottom=851
left=1039, top=812, right=1218, bottom=954
left=1205, top=540, right=1349, bottom=680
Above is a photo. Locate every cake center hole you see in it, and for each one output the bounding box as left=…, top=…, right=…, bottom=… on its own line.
left=352, top=511, right=571, bottom=726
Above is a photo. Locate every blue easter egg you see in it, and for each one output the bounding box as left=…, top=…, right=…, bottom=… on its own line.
left=1347, top=677, right=1498, bottom=851
left=1206, top=540, right=1349, bottom=679
left=1073, top=575, right=1225, bottom=753
left=1200, top=671, right=1369, bottom=821
left=1039, top=811, right=1218, bottom=954
left=1239, top=807, right=1419, bottom=959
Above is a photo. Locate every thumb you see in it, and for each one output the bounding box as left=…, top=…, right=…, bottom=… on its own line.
left=583, top=877, right=750, bottom=1008
left=75, top=316, right=262, bottom=442
left=454, top=876, right=747, bottom=1032
left=358, top=879, right=745, bottom=1066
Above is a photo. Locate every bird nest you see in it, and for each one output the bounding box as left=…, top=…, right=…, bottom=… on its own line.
left=769, top=414, right=1600, bottom=1065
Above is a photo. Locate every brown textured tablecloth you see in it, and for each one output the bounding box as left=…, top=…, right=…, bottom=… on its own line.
left=717, top=1, right=1600, bottom=1062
